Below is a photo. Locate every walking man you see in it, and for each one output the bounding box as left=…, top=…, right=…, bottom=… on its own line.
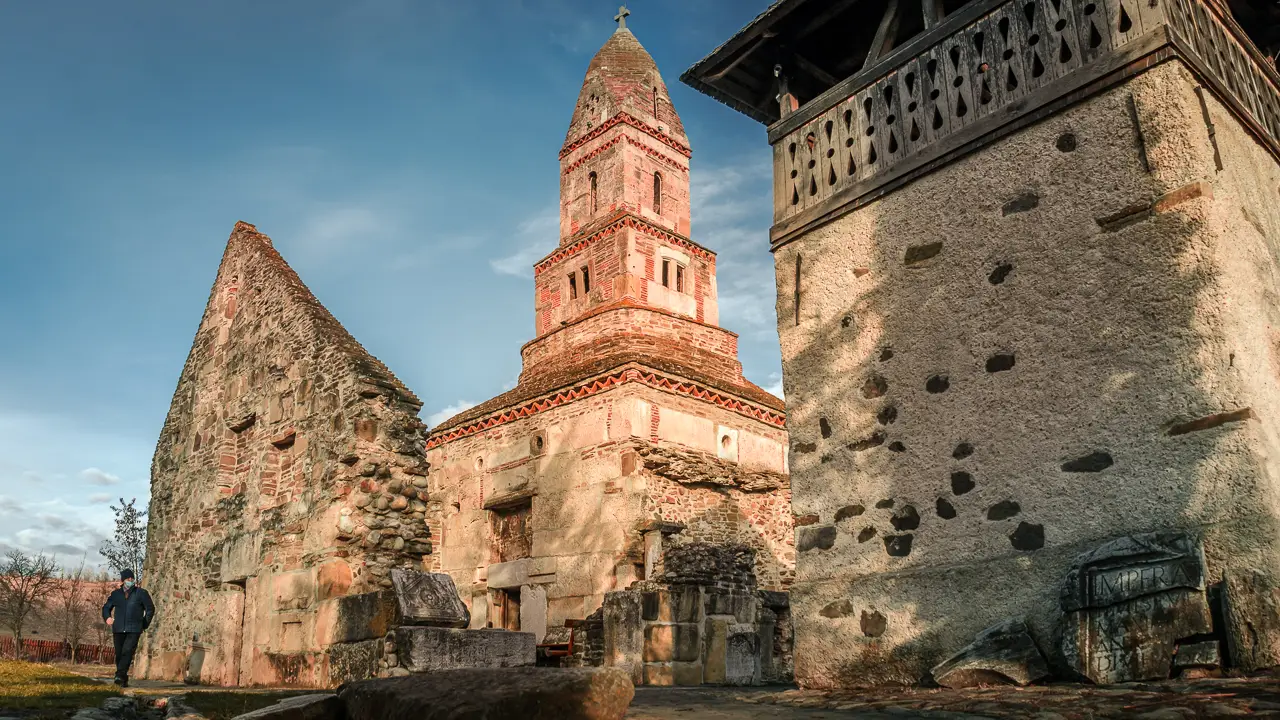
left=102, top=569, right=154, bottom=687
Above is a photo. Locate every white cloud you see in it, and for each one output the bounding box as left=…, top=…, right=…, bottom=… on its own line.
left=490, top=208, right=559, bottom=278
left=763, top=373, right=785, bottom=400
left=80, top=468, right=121, bottom=486
left=426, top=400, right=478, bottom=428
left=0, top=496, right=23, bottom=514
left=88, top=494, right=113, bottom=504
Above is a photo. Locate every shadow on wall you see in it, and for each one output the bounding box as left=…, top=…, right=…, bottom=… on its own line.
left=774, top=72, right=1278, bottom=686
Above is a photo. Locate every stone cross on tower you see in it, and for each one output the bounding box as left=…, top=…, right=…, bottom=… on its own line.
left=614, top=5, right=630, bottom=30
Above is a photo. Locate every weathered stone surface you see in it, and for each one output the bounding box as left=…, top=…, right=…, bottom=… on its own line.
left=339, top=667, right=634, bottom=720
left=1060, top=532, right=1206, bottom=613
left=1223, top=567, right=1280, bottom=671
left=1059, top=532, right=1212, bottom=683
left=389, top=569, right=469, bottom=628
left=139, top=222, right=431, bottom=688
left=1173, top=641, right=1221, bottom=670
left=930, top=619, right=1050, bottom=688
left=394, top=626, right=535, bottom=672
left=229, top=694, right=342, bottom=720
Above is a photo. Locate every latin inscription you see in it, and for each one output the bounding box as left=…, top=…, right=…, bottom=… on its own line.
left=1087, top=560, right=1202, bottom=607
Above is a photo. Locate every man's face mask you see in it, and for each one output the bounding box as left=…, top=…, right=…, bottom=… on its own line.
left=123, top=580, right=135, bottom=590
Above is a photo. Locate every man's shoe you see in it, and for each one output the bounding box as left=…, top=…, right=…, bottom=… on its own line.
left=112, top=677, right=124, bottom=686
left=121, top=679, right=129, bottom=688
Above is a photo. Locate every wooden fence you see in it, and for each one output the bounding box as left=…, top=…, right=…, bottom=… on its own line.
left=0, top=636, right=115, bottom=664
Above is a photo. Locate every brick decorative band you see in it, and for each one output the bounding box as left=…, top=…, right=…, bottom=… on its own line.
left=560, top=112, right=692, bottom=160
left=535, top=215, right=714, bottom=276
left=562, top=134, right=688, bottom=176
left=425, top=367, right=786, bottom=450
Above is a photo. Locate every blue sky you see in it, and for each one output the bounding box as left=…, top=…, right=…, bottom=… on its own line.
left=0, top=0, right=780, bottom=565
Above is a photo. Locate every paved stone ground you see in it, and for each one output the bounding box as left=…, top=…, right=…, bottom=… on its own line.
left=627, top=676, right=1280, bottom=719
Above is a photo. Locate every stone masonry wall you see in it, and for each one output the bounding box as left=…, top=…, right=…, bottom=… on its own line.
left=139, top=222, right=431, bottom=688
left=773, top=60, right=1280, bottom=689
left=426, top=381, right=791, bottom=642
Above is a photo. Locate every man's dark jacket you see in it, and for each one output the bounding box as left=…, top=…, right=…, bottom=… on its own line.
left=102, top=586, right=155, bottom=633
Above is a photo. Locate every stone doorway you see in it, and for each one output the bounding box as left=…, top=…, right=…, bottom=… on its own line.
left=225, top=579, right=247, bottom=687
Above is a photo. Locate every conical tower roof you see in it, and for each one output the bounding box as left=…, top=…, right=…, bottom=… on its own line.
left=563, top=27, right=688, bottom=151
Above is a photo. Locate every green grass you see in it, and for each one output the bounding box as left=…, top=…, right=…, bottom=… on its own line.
left=0, top=659, right=121, bottom=719
left=183, top=691, right=313, bottom=720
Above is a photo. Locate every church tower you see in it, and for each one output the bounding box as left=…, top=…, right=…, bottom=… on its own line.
left=425, top=11, right=793, bottom=650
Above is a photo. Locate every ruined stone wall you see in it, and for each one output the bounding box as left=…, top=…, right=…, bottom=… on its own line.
left=139, top=222, right=431, bottom=688
left=426, top=381, right=791, bottom=642
left=772, top=60, right=1280, bottom=689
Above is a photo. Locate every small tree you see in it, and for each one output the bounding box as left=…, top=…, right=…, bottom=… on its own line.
left=100, top=498, right=148, bottom=582
left=56, top=559, right=96, bottom=662
left=0, top=549, right=58, bottom=658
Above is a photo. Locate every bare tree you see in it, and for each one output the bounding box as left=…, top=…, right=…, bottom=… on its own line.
left=0, top=549, right=58, bottom=658
left=56, top=559, right=96, bottom=662
left=100, top=498, right=148, bottom=581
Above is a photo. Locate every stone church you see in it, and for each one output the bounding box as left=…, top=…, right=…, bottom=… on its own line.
left=139, top=17, right=792, bottom=687
left=424, top=19, right=793, bottom=643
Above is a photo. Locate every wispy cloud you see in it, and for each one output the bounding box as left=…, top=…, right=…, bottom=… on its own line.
left=0, top=496, right=23, bottom=514
left=491, top=208, right=559, bottom=278
left=88, top=494, right=113, bottom=504
left=426, top=400, right=478, bottom=428
left=763, top=373, right=784, bottom=400
left=80, top=468, right=120, bottom=486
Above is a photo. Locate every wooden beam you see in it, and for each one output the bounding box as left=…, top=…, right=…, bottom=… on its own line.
left=706, top=34, right=769, bottom=81
left=922, top=0, right=946, bottom=29
left=863, top=0, right=904, bottom=70
left=792, top=0, right=865, bottom=39
left=793, top=52, right=842, bottom=87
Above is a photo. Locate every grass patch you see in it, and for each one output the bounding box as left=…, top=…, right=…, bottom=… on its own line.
left=0, top=659, right=120, bottom=719
left=183, top=691, right=314, bottom=720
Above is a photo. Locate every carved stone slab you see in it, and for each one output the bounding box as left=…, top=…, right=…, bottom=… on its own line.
left=1058, top=532, right=1212, bottom=684
left=1060, top=532, right=1206, bottom=612
left=390, top=569, right=470, bottom=628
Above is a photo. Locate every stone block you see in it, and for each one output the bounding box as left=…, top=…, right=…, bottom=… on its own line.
left=643, top=623, right=700, bottom=663
left=314, top=592, right=394, bottom=646
left=931, top=619, right=1050, bottom=688
left=703, top=617, right=730, bottom=684
left=725, top=630, right=760, bottom=686
left=521, top=584, right=549, bottom=643
left=1223, top=567, right=1280, bottom=671
left=221, top=532, right=261, bottom=583
left=643, top=663, right=673, bottom=686
left=228, top=694, right=342, bottom=720
left=671, top=661, right=704, bottom=686
left=487, top=558, right=531, bottom=590
left=394, top=626, right=536, bottom=672
left=603, top=591, right=644, bottom=685
left=316, top=560, right=352, bottom=601
left=706, top=591, right=755, bottom=623
left=272, top=571, right=316, bottom=611
left=641, top=587, right=700, bottom=623
left=1059, top=532, right=1212, bottom=683
left=324, top=639, right=381, bottom=686
left=1174, top=641, right=1221, bottom=670
left=340, top=667, right=634, bottom=720
left=390, top=568, right=469, bottom=628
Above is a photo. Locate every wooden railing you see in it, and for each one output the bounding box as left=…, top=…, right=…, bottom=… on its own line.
left=769, top=0, right=1280, bottom=239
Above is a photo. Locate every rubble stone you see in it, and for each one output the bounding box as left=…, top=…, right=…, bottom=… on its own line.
left=394, top=626, right=536, bottom=672
left=930, top=619, right=1050, bottom=688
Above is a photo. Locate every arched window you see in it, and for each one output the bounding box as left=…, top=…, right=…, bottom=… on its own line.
left=653, top=172, right=662, bottom=215
left=589, top=172, right=598, bottom=214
